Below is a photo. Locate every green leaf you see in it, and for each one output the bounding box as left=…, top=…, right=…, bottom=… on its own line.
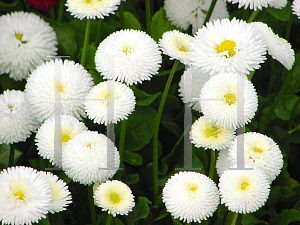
left=267, top=2, right=292, bottom=21
left=123, top=151, right=143, bottom=166
left=113, top=217, right=125, bottom=225
left=274, top=101, right=290, bottom=121
left=242, top=214, right=268, bottom=225
left=132, top=197, right=152, bottom=224
left=0, top=144, right=22, bottom=169
left=123, top=11, right=141, bottom=30
left=172, top=218, right=183, bottom=225
left=37, top=216, right=51, bottom=225
left=88, top=69, right=104, bottom=85
left=131, top=86, right=161, bottom=106
left=270, top=209, right=300, bottom=225
left=0, top=74, right=27, bottom=91
left=160, top=119, right=182, bottom=137
left=125, top=173, right=139, bottom=184
left=151, top=8, right=179, bottom=42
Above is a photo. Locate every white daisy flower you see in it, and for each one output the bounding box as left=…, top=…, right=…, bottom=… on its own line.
left=164, top=0, right=229, bottom=33
left=159, top=30, right=193, bottom=64
left=216, top=147, right=232, bottom=177
left=0, top=12, right=57, bottom=81
left=35, top=114, right=88, bottom=167
left=200, top=72, right=258, bottom=129
left=190, top=116, right=235, bottom=150
left=62, top=131, right=120, bottom=185
left=0, top=90, right=38, bottom=145
left=0, top=166, right=52, bottom=225
left=162, top=171, right=219, bottom=223
left=219, top=166, right=270, bottom=214
left=228, top=132, right=283, bottom=182
left=270, top=0, right=287, bottom=8
left=66, top=0, right=121, bottom=20
left=178, top=66, right=210, bottom=112
left=85, top=81, right=136, bottom=126
left=227, top=0, right=275, bottom=10
left=189, top=18, right=267, bottom=76
left=39, top=171, right=72, bottom=214
left=94, top=180, right=135, bottom=217
left=95, top=29, right=162, bottom=85
left=251, top=22, right=295, bottom=70
left=25, top=59, right=94, bottom=123
left=292, top=0, right=300, bottom=18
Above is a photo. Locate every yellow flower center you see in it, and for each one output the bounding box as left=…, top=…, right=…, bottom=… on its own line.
left=14, top=190, right=25, bottom=201
left=179, top=45, right=187, bottom=52
left=241, top=182, right=249, bottom=190
left=8, top=105, right=14, bottom=112
left=15, top=33, right=23, bottom=41
left=123, top=46, right=133, bottom=54
left=57, top=84, right=65, bottom=93
left=205, top=126, right=220, bottom=138
left=86, top=0, right=91, bottom=3
left=216, top=40, right=236, bottom=57
left=254, top=147, right=263, bottom=153
left=224, top=93, right=236, bottom=105
left=189, top=185, right=198, bottom=192
left=62, top=134, right=71, bottom=143
left=110, top=192, right=121, bottom=204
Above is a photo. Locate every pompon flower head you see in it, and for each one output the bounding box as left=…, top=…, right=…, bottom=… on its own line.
left=66, top=0, right=121, bottom=20
left=251, top=22, right=295, bottom=70
left=219, top=166, right=270, bottom=214
left=178, top=66, right=210, bottom=112
left=27, top=0, right=59, bottom=10
left=226, top=0, right=275, bottom=10
left=25, top=59, right=94, bottom=123
left=216, top=147, right=232, bottom=177
left=85, top=81, right=136, bottom=126
left=95, top=29, right=162, bottom=85
left=35, top=114, right=88, bottom=167
left=228, top=132, right=283, bottom=182
left=0, top=12, right=57, bottom=81
left=39, top=172, right=72, bottom=214
left=164, top=0, right=229, bottom=33
left=200, top=72, right=258, bottom=129
left=190, top=116, right=235, bottom=150
left=62, top=131, right=120, bottom=185
left=189, top=18, right=267, bottom=76
left=0, top=166, right=52, bottom=225
left=0, top=90, right=38, bottom=145
left=94, top=180, right=135, bottom=216
left=159, top=30, right=193, bottom=64
left=292, top=0, right=300, bottom=18
left=162, top=171, right=219, bottom=223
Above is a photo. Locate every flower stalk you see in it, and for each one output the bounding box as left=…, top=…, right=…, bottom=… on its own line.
left=81, top=19, right=92, bottom=67
left=88, top=185, right=97, bottom=225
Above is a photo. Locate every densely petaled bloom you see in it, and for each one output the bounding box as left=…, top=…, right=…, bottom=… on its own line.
left=95, top=29, right=162, bottom=85
left=35, top=114, right=88, bottom=167
left=0, top=90, right=38, bottom=145
left=219, top=167, right=270, bottom=214
left=189, top=18, right=267, bottom=76
left=251, top=22, right=295, bottom=70
left=200, top=72, right=258, bottom=129
left=227, top=0, right=275, bottom=10
left=164, top=0, right=229, bottom=33
left=178, top=66, right=210, bottom=112
left=228, top=132, right=283, bottom=182
left=94, top=180, right=135, bottom=216
left=292, top=0, right=300, bottom=18
left=62, top=131, right=120, bottom=185
left=190, top=116, right=235, bottom=150
left=0, top=166, right=52, bottom=225
left=25, top=59, right=94, bottom=123
left=216, top=147, right=232, bottom=177
left=159, top=30, right=193, bottom=64
left=39, top=172, right=72, bottom=214
left=27, top=0, right=59, bottom=10
left=85, top=81, right=136, bottom=125
left=162, top=171, right=219, bottom=223
left=0, top=12, right=57, bottom=81
left=66, top=0, right=121, bottom=20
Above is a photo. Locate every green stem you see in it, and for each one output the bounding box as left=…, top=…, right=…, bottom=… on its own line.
left=145, top=0, right=151, bottom=35
left=81, top=19, right=92, bottom=67
left=208, top=150, right=215, bottom=180
left=153, top=60, right=179, bottom=202
left=106, top=213, right=113, bottom=225
left=88, top=185, right=97, bottom=225
left=119, top=1, right=125, bottom=29
left=49, top=7, right=55, bottom=20
left=289, top=123, right=300, bottom=134
left=243, top=8, right=250, bottom=21
left=9, top=144, right=15, bottom=167
left=203, top=0, right=218, bottom=25
left=285, top=10, right=293, bottom=41
left=95, top=19, right=103, bottom=45
left=247, top=10, right=259, bottom=23
left=57, top=0, right=65, bottom=23
left=119, top=120, right=126, bottom=167
left=230, top=212, right=239, bottom=225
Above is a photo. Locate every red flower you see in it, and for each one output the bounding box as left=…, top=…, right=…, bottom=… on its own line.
left=27, top=0, right=59, bottom=11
